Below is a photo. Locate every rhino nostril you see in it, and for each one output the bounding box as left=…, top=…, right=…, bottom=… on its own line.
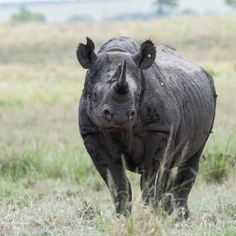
left=103, top=109, right=110, bottom=115
left=128, top=110, right=135, bottom=120
left=103, top=108, right=113, bottom=120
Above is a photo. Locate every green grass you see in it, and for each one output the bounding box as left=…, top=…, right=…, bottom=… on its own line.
left=0, top=14, right=236, bottom=235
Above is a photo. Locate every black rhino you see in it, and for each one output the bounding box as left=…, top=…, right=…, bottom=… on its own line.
left=76, top=36, right=217, bottom=219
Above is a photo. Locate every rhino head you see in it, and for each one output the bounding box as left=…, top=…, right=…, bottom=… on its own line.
left=77, top=37, right=156, bottom=130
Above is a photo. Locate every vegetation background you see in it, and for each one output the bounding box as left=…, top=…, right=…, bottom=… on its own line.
left=0, top=0, right=236, bottom=235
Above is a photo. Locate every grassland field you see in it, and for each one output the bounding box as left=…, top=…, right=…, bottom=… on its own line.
left=0, top=15, right=236, bottom=235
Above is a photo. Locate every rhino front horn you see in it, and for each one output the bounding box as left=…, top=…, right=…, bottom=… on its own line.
left=114, top=60, right=129, bottom=95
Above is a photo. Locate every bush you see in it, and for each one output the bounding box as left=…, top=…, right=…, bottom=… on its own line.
left=200, top=153, right=235, bottom=183
left=10, top=7, right=46, bottom=23
left=0, top=148, right=42, bottom=181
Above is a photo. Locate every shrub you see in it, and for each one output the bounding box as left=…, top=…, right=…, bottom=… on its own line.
left=10, top=7, right=46, bottom=23
left=200, top=153, right=235, bottom=183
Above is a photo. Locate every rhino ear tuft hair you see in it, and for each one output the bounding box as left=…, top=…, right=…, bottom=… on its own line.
left=76, top=37, right=97, bottom=69
left=132, top=39, right=156, bottom=70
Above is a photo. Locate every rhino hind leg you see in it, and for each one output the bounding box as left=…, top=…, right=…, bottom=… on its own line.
left=171, top=147, right=203, bottom=220
left=140, top=171, right=155, bottom=206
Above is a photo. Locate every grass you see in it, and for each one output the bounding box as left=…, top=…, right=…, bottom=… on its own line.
left=0, top=14, right=236, bottom=235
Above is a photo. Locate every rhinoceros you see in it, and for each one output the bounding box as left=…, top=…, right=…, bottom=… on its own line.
left=76, top=36, right=216, bottom=219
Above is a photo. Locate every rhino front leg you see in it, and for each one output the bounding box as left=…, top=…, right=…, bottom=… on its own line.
left=105, top=163, right=132, bottom=216
left=140, top=166, right=171, bottom=209
left=83, top=135, right=132, bottom=216
left=172, top=147, right=203, bottom=220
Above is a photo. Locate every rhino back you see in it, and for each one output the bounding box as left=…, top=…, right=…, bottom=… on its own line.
left=98, top=36, right=139, bottom=54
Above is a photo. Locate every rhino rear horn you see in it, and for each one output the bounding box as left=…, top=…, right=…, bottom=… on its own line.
left=132, top=39, right=156, bottom=70
left=76, top=37, right=97, bottom=69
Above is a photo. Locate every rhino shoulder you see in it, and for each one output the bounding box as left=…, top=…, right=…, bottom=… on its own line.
left=79, top=95, right=99, bottom=139
left=155, top=44, right=180, bottom=57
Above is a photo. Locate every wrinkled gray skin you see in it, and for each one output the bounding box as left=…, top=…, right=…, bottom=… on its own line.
left=77, top=36, right=217, bottom=219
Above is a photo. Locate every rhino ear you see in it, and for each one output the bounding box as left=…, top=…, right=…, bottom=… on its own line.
left=132, top=40, right=156, bottom=69
left=76, top=37, right=97, bottom=69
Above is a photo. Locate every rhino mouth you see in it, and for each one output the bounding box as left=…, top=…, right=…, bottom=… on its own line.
left=104, top=119, right=135, bottom=129
left=109, top=121, right=132, bottom=128
left=104, top=127, right=127, bottom=132
left=97, top=115, right=136, bottom=130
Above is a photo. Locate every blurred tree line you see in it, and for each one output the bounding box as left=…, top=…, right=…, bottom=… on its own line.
left=9, top=0, right=236, bottom=24
left=155, top=0, right=179, bottom=15
left=11, top=7, right=46, bottom=23
left=225, top=0, right=236, bottom=7
left=155, top=0, right=236, bottom=13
